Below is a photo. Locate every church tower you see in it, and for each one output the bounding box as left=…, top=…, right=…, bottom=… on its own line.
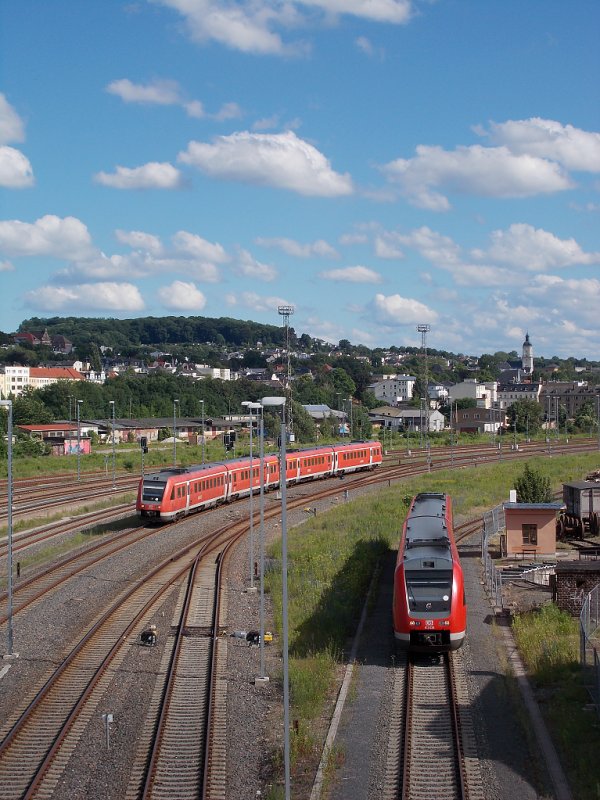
left=522, top=332, right=533, bottom=375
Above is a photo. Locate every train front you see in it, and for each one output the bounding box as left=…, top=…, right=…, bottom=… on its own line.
left=393, top=495, right=466, bottom=652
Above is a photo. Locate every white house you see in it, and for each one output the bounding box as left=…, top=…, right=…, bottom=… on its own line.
left=369, top=375, right=416, bottom=405
left=449, top=379, right=497, bottom=408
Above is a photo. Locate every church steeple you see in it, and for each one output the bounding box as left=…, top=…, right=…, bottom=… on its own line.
left=522, top=332, right=533, bottom=374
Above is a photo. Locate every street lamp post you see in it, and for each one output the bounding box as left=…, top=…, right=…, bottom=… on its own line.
left=344, top=398, right=353, bottom=438
left=109, top=400, right=116, bottom=489
left=0, top=400, right=14, bottom=655
left=76, top=399, right=83, bottom=482
left=199, top=399, right=205, bottom=464
left=242, top=401, right=262, bottom=590
left=173, top=399, right=179, bottom=466
left=260, top=396, right=290, bottom=800
left=256, top=403, right=268, bottom=684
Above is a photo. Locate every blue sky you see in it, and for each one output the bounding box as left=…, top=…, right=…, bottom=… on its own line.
left=1, top=0, right=599, bottom=359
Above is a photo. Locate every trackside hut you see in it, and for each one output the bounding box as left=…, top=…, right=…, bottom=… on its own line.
left=502, top=502, right=564, bottom=559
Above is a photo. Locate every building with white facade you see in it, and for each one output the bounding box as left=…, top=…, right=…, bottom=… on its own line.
left=0, top=366, right=85, bottom=398
left=369, top=375, right=416, bottom=405
left=449, top=379, right=497, bottom=408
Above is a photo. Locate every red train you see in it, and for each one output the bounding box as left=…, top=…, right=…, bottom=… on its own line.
left=393, top=492, right=466, bottom=652
left=137, top=440, right=383, bottom=522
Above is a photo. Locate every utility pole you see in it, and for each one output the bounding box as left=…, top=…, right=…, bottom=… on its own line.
left=416, top=324, right=431, bottom=443
left=278, top=305, right=295, bottom=441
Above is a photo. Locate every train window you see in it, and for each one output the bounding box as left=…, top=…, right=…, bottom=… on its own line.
left=405, top=569, right=453, bottom=612
left=142, top=481, right=166, bottom=502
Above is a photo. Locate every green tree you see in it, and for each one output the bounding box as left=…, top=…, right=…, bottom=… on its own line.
left=514, top=464, right=553, bottom=503
left=506, top=399, right=544, bottom=435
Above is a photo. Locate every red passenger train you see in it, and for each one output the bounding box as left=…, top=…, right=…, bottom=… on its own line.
left=393, top=492, right=466, bottom=652
left=137, top=440, right=383, bottom=522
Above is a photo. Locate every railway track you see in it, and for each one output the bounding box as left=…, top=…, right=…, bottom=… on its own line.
left=0, top=438, right=596, bottom=798
left=383, top=650, right=484, bottom=800
left=0, top=520, right=239, bottom=799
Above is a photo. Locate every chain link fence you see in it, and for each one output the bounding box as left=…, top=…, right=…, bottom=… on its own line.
left=580, top=584, right=600, bottom=717
left=482, top=505, right=505, bottom=609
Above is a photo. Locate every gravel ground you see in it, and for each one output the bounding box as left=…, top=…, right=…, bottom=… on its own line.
left=0, top=480, right=568, bottom=800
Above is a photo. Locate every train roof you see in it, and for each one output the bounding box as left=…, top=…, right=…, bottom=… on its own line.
left=402, top=492, right=452, bottom=566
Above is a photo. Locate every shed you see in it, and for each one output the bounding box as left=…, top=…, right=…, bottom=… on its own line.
left=502, top=502, right=564, bottom=559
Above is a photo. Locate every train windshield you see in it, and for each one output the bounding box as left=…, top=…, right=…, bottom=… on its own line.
left=405, top=569, right=453, bottom=613
left=142, top=481, right=167, bottom=502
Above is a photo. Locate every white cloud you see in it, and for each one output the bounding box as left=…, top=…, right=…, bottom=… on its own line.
left=370, top=293, right=438, bottom=325
left=382, top=144, right=573, bottom=210
left=115, top=229, right=164, bottom=255
left=374, top=235, right=404, bottom=259
left=153, top=0, right=300, bottom=55
left=172, top=230, right=229, bottom=263
left=472, top=223, right=600, bottom=271
left=0, top=94, right=25, bottom=144
left=106, top=78, right=183, bottom=106
left=234, top=249, right=278, bottom=281
left=24, top=282, right=145, bottom=312
left=225, top=291, right=293, bottom=312
left=299, top=0, right=412, bottom=23
left=319, top=266, right=382, bottom=283
left=94, top=162, right=183, bottom=189
left=0, top=260, right=14, bottom=272
left=0, top=96, right=33, bottom=188
left=0, top=215, right=94, bottom=259
left=255, top=236, right=338, bottom=258
left=178, top=130, right=353, bottom=197
left=154, top=0, right=413, bottom=55
left=479, top=118, right=600, bottom=173
left=157, top=280, right=207, bottom=310
left=0, top=146, right=34, bottom=188
left=106, top=78, right=239, bottom=121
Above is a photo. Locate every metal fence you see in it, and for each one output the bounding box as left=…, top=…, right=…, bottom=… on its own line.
left=580, top=584, right=600, bottom=717
left=482, top=505, right=505, bottom=609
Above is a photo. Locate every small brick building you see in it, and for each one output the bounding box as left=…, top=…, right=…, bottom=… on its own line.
left=502, top=502, right=564, bottom=559
left=553, top=561, right=600, bottom=616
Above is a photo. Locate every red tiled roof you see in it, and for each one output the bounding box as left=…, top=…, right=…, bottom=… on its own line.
left=29, top=367, right=85, bottom=380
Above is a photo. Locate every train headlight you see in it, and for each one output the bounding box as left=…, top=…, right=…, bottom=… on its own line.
left=409, top=620, right=421, bottom=627
left=439, top=620, right=450, bottom=627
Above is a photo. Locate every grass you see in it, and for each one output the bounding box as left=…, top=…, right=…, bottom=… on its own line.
left=513, top=605, right=600, bottom=800
left=262, top=451, right=600, bottom=795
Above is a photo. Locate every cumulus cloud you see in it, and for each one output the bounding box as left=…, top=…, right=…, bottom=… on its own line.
left=157, top=280, right=207, bottom=310
left=319, top=266, right=382, bottom=283
left=0, top=260, right=14, bottom=272
left=178, top=130, right=353, bottom=197
left=106, top=78, right=241, bottom=121
left=382, top=144, right=573, bottom=210
left=479, top=118, right=600, bottom=173
left=370, top=293, right=438, bottom=325
left=0, top=215, right=95, bottom=259
left=106, top=78, right=183, bottom=106
left=94, top=162, right=183, bottom=190
left=115, top=229, right=164, bottom=255
left=225, top=291, right=293, bottom=312
left=0, top=94, right=25, bottom=144
left=299, top=0, right=413, bottom=23
left=472, top=223, right=600, bottom=270
left=153, top=0, right=413, bottom=55
left=233, top=249, right=278, bottom=281
left=172, top=230, right=229, bottom=263
left=0, top=146, right=34, bottom=188
left=153, top=0, right=301, bottom=55
left=24, top=282, right=145, bottom=312
left=255, top=236, right=338, bottom=258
